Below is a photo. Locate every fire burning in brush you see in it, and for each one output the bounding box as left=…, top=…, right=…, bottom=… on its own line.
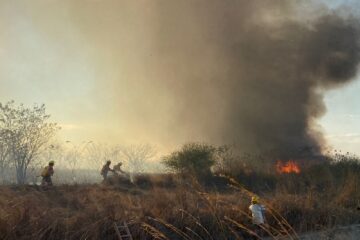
left=276, top=160, right=301, bottom=174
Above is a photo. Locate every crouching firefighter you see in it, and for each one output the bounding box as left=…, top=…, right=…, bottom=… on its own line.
left=41, top=161, right=55, bottom=186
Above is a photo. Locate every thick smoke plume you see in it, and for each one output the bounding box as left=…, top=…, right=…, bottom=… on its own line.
left=4, top=1, right=359, bottom=159
left=144, top=1, right=360, bottom=158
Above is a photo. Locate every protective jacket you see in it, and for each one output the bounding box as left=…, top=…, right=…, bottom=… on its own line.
left=41, top=166, right=54, bottom=177
left=101, top=164, right=111, bottom=177
left=249, top=204, right=266, bottom=224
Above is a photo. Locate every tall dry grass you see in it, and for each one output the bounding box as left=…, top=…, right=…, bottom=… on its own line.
left=0, top=158, right=359, bottom=239
left=0, top=181, right=296, bottom=239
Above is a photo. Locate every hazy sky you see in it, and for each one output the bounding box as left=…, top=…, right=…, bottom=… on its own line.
left=0, top=0, right=359, bottom=155
left=316, top=0, right=360, bottom=155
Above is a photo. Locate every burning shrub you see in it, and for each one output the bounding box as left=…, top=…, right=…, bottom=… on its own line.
left=276, top=160, right=301, bottom=174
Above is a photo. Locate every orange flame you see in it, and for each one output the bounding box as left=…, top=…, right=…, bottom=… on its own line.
left=276, top=160, right=300, bottom=174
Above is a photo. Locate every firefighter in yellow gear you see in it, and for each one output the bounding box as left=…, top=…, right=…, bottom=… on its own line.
left=249, top=196, right=266, bottom=239
left=41, top=161, right=55, bottom=186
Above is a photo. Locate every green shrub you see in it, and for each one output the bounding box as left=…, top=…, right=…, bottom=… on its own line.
left=162, top=143, right=216, bottom=179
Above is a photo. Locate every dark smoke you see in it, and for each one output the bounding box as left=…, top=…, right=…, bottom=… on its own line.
left=147, top=1, right=360, bottom=158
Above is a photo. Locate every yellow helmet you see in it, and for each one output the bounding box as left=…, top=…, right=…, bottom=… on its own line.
left=251, top=196, right=259, bottom=203
left=49, top=161, right=55, bottom=165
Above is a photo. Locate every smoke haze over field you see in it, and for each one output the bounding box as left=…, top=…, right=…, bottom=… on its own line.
left=147, top=1, right=360, bottom=158
left=1, top=0, right=360, bottom=158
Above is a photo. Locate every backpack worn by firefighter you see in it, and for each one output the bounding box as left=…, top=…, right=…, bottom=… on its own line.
left=41, top=161, right=55, bottom=186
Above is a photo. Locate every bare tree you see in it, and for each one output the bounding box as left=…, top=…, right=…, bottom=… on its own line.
left=0, top=101, right=59, bottom=184
left=40, top=143, right=64, bottom=166
left=0, top=135, right=10, bottom=183
left=86, top=143, right=121, bottom=169
left=62, top=141, right=93, bottom=182
left=120, top=144, right=156, bottom=173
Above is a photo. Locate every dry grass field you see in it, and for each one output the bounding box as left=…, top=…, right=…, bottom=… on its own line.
left=0, top=158, right=359, bottom=240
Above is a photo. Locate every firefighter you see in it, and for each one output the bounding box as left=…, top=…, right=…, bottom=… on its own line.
left=100, top=160, right=114, bottom=180
left=41, top=161, right=55, bottom=186
left=249, top=196, right=266, bottom=238
left=113, top=162, right=126, bottom=174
